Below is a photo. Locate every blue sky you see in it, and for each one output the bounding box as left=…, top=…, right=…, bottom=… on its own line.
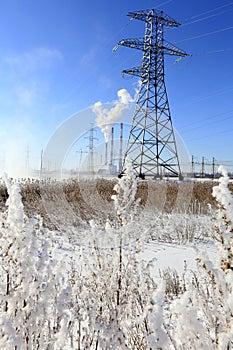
left=0, top=0, right=233, bottom=176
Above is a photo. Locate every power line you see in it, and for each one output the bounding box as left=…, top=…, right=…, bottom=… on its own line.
left=179, top=109, right=233, bottom=130
left=181, top=8, right=233, bottom=28
left=176, top=25, right=233, bottom=43
left=165, top=2, right=233, bottom=34
left=187, top=127, right=233, bottom=142
left=180, top=112, right=233, bottom=134
left=190, top=1, right=233, bottom=20
left=198, top=48, right=233, bottom=55
left=179, top=86, right=233, bottom=111
left=156, top=0, right=174, bottom=7
left=47, top=16, right=136, bottom=111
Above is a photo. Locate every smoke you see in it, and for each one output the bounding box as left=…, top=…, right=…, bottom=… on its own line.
left=92, top=89, right=133, bottom=142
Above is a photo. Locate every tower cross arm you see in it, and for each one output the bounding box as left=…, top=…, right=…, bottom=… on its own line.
left=122, top=66, right=143, bottom=78
left=118, top=38, right=144, bottom=51
left=127, top=9, right=180, bottom=27
left=162, top=41, right=191, bottom=57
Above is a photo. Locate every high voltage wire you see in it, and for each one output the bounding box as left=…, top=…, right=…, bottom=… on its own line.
left=178, top=86, right=233, bottom=111
left=179, top=109, right=233, bottom=130
left=176, top=25, right=233, bottom=43
left=186, top=127, right=233, bottom=142
left=180, top=111, right=233, bottom=133
left=180, top=8, right=233, bottom=28
left=165, top=3, right=233, bottom=50
left=49, top=16, right=137, bottom=109
left=181, top=116, right=233, bottom=135
left=195, top=48, right=233, bottom=55
left=156, top=0, right=174, bottom=7
left=163, top=5, right=233, bottom=59
left=155, top=4, right=233, bottom=161
left=54, top=2, right=233, bottom=118
left=189, top=1, right=233, bottom=20
left=166, top=2, right=233, bottom=33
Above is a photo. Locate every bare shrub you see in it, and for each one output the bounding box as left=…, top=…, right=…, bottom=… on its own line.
left=159, top=265, right=187, bottom=300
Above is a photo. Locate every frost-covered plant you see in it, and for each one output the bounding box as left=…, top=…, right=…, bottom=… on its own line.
left=112, top=155, right=141, bottom=227
left=0, top=175, right=71, bottom=349
left=112, top=156, right=169, bottom=348
left=159, top=266, right=187, bottom=300
left=170, top=166, right=233, bottom=350
left=0, top=160, right=174, bottom=349
left=65, top=156, right=169, bottom=349
left=144, top=210, right=213, bottom=244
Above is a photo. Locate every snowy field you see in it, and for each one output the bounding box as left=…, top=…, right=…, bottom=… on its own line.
left=0, top=161, right=232, bottom=349
left=141, top=241, right=217, bottom=277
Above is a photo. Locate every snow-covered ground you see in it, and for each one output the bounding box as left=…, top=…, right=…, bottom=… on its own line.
left=140, top=241, right=217, bottom=277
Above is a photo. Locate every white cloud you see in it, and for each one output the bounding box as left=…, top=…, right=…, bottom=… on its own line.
left=17, top=86, right=37, bottom=107
left=4, top=47, right=63, bottom=73
left=2, top=47, right=63, bottom=108
left=80, top=45, right=99, bottom=66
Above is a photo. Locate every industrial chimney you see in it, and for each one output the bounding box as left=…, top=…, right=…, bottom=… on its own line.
left=110, top=126, right=114, bottom=166
left=119, top=122, right=123, bottom=173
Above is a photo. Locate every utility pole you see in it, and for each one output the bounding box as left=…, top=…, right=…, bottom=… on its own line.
left=191, top=155, right=194, bottom=175
left=212, top=157, right=215, bottom=179
left=85, top=125, right=97, bottom=175
left=76, top=148, right=88, bottom=174
left=116, top=8, right=190, bottom=179
left=201, top=156, right=205, bottom=178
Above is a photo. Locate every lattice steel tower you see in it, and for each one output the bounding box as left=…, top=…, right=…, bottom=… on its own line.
left=117, top=9, right=190, bottom=179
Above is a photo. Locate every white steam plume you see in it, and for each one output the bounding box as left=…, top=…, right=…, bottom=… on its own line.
left=92, top=89, right=133, bottom=142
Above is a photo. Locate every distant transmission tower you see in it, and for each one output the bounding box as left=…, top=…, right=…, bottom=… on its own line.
left=85, top=124, right=97, bottom=174
left=117, top=9, right=190, bottom=179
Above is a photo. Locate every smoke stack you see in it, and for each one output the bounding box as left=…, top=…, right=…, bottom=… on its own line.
left=105, top=142, right=108, bottom=165
left=110, top=127, right=114, bottom=166
left=119, top=122, right=123, bottom=172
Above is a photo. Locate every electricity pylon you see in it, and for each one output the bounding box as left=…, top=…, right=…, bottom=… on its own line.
left=116, top=9, right=190, bottom=179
